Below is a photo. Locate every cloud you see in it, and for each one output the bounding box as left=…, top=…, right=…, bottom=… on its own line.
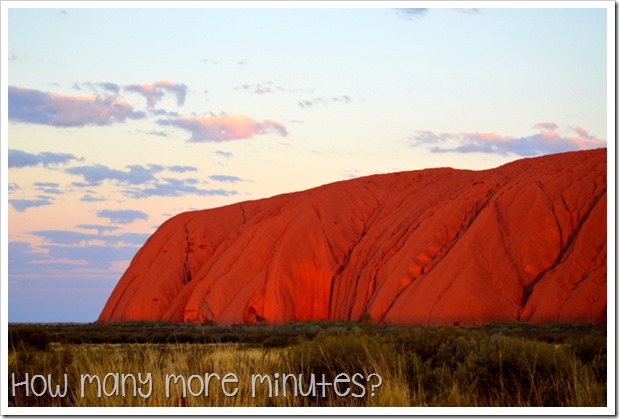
left=9, top=149, right=78, bottom=168
left=104, top=233, right=151, bottom=245
left=80, top=194, right=106, bottom=202
left=208, top=175, right=245, bottom=183
left=122, top=178, right=237, bottom=199
left=40, top=244, right=139, bottom=270
left=31, top=230, right=101, bottom=245
left=533, top=122, right=559, bottom=131
left=159, top=81, right=184, bottom=99
left=98, top=82, right=121, bottom=93
left=216, top=150, right=234, bottom=159
left=97, top=209, right=148, bottom=224
left=234, top=81, right=285, bottom=95
left=31, top=230, right=150, bottom=246
left=66, top=164, right=159, bottom=186
left=150, top=108, right=180, bottom=117
left=65, top=162, right=237, bottom=200
left=410, top=124, right=606, bottom=156
left=10, top=199, right=54, bottom=212
left=8, top=86, right=143, bottom=127
left=9, top=240, right=140, bottom=274
left=125, top=80, right=188, bottom=107
left=67, top=163, right=199, bottom=186
left=298, top=95, right=354, bottom=109
left=34, top=182, right=63, bottom=195
left=139, top=129, right=171, bottom=137
left=74, top=81, right=121, bottom=95
left=159, top=115, right=288, bottom=142
left=395, top=8, right=428, bottom=20
left=33, top=182, right=59, bottom=187
left=76, top=224, right=120, bottom=235
left=567, top=127, right=607, bottom=150
left=168, top=165, right=197, bottom=173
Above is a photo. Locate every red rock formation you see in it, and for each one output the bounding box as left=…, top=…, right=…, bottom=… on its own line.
left=98, top=149, right=607, bottom=326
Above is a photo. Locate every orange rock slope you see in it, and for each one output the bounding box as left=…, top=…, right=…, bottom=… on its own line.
left=98, top=149, right=607, bottom=326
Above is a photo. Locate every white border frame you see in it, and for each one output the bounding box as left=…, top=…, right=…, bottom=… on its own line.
left=1, top=1, right=615, bottom=415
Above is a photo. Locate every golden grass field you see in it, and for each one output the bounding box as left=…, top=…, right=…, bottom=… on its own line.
left=8, top=322, right=607, bottom=407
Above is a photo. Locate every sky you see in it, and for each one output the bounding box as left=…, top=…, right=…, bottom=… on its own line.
left=2, top=2, right=611, bottom=323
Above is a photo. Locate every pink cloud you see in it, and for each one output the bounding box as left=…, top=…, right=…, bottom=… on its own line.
left=160, top=115, right=288, bottom=142
left=8, top=86, right=143, bottom=127
left=567, top=127, right=607, bottom=150
left=411, top=123, right=606, bottom=156
left=533, top=122, right=559, bottom=131
left=125, top=80, right=187, bottom=107
left=462, top=132, right=515, bottom=142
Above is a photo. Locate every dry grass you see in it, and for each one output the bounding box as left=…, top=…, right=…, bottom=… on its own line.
left=8, top=324, right=607, bottom=407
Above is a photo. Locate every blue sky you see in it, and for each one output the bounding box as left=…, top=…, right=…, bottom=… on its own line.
left=3, top=2, right=611, bottom=322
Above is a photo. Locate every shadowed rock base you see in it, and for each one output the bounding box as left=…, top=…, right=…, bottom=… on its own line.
left=98, top=149, right=607, bottom=326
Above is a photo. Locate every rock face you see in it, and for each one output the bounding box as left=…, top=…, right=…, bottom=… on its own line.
left=98, top=149, right=607, bottom=326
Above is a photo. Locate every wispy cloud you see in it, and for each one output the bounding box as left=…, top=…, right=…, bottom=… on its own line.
left=122, top=178, right=237, bottom=199
left=234, top=81, right=286, bottom=95
left=31, top=230, right=103, bottom=245
left=139, top=129, right=170, bottom=138
left=9, top=238, right=141, bottom=278
left=150, top=108, right=180, bottom=117
left=74, top=81, right=121, bottom=95
left=168, top=165, right=197, bottom=173
left=67, top=163, right=201, bottom=186
left=208, top=175, right=245, bottom=183
left=31, top=230, right=149, bottom=246
left=298, top=95, right=354, bottom=109
left=80, top=194, right=106, bottom=202
left=410, top=124, right=606, bottom=156
left=98, top=82, right=121, bottom=93
left=567, top=127, right=607, bottom=150
left=64, top=162, right=236, bottom=200
left=215, top=150, right=234, bottom=159
left=159, top=115, right=288, bottom=142
left=8, top=86, right=144, bottom=127
left=532, top=122, right=559, bottom=131
left=76, top=224, right=120, bottom=235
left=33, top=182, right=63, bottom=195
left=37, top=244, right=136, bottom=270
left=66, top=164, right=159, bottom=186
left=97, top=209, right=148, bottom=224
left=125, top=80, right=188, bottom=107
left=9, top=149, right=78, bottom=168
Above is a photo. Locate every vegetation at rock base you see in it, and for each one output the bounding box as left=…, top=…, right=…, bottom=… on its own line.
left=8, top=322, right=606, bottom=407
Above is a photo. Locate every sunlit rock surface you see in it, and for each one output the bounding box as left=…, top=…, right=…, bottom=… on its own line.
left=99, top=149, right=606, bottom=325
